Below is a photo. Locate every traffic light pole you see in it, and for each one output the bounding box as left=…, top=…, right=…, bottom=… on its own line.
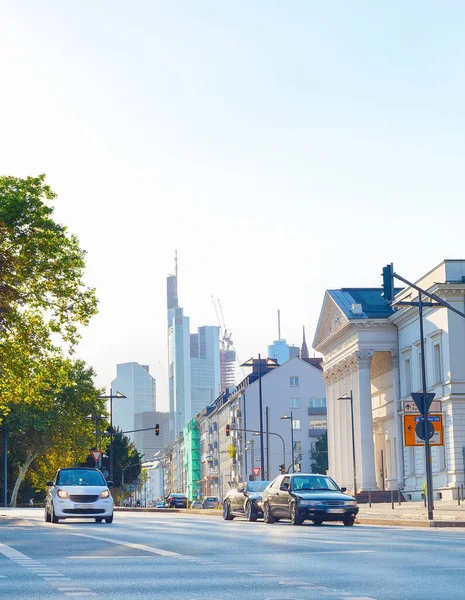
left=230, top=427, right=286, bottom=477
left=382, top=265, right=465, bottom=521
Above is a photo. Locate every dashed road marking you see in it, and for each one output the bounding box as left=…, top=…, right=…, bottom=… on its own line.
left=71, top=532, right=182, bottom=557
left=0, top=542, right=99, bottom=597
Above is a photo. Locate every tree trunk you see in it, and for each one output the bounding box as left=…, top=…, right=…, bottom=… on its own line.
left=10, top=452, right=37, bottom=507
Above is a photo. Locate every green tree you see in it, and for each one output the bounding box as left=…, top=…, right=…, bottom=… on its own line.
left=0, top=174, right=98, bottom=417
left=7, top=359, right=105, bottom=506
left=311, top=431, right=328, bottom=474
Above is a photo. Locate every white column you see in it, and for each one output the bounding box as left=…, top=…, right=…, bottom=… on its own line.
left=391, top=351, right=403, bottom=489
left=355, top=350, right=378, bottom=490
left=333, top=372, right=342, bottom=484
left=343, top=365, right=352, bottom=490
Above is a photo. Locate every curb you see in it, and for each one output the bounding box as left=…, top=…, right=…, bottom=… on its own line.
left=356, top=517, right=465, bottom=528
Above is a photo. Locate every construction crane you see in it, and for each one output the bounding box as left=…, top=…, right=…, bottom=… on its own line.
left=211, top=297, right=246, bottom=388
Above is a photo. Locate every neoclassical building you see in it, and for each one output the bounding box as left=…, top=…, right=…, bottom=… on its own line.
left=313, top=260, right=465, bottom=500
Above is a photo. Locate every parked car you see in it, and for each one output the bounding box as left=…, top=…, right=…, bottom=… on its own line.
left=190, top=500, right=203, bottom=509
left=202, top=496, right=220, bottom=509
left=223, top=480, right=271, bottom=521
left=155, top=501, right=165, bottom=508
left=165, top=493, right=189, bottom=508
left=45, top=467, right=114, bottom=524
left=261, top=473, right=358, bottom=526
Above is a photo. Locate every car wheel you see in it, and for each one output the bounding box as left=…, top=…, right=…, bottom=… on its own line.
left=95, top=518, right=103, bottom=523
left=51, top=507, right=59, bottom=524
left=312, top=518, right=324, bottom=526
left=245, top=501, right=257, bottom=522
left=290, top=502, right=304, bottom=526
left=343, top=517, right=355, bottom=526
left=45, top=508, right=51, bottom=523
left=223, top=501, right=234, bottom=520
left=105, top=514, right=114, bottom=523
left=263, top=502, right=275, bottom=524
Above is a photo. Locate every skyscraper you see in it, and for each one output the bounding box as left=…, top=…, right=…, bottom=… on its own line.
left=267, top=339, right=300, bottom=365
left=111, top=362, right=156, bottom=441
left=190, top=325, right=221, bottom=415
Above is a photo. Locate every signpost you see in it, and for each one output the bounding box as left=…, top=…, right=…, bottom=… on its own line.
left=403, top=415, right=443, bottom=447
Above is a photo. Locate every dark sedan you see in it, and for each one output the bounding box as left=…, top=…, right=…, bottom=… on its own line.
left=223, top=480, right=271, bottom=521
left=165, top=493, right=188, bottom=508
left=261, top=473, right=359, bottom=526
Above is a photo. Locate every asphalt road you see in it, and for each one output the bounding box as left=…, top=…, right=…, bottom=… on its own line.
left=1, top=508, right=465, bottom=600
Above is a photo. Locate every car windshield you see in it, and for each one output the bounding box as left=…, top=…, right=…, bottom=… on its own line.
left=172, top=494, right=186, bottom=498
left=246, top=481, right=270, bottom=493
left=57, top=470, right=105, bottom=486
left=291, top=476, right=339, bottom=492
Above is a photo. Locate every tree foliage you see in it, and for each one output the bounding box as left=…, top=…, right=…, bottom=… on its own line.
left=311, top=431, right=328, bottom=474
left=0, top=174, right=98, bottom=418
left=6, top=359, right=106, bottom=506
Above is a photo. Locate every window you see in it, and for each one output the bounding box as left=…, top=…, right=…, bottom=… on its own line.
left=289, top=376, right=299, bottom=387
left=433, top=344, right=442, bottom=384
left=404, top=358, right=411, bottom=396
left=289, top=398, right=300, bottom=408
left=309, top=397, right=326, bottom=409
left=292, top=419, right=301, bottom=430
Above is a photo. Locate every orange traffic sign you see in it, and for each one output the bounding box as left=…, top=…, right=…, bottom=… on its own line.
left=403, top=414, right=443, bottom=446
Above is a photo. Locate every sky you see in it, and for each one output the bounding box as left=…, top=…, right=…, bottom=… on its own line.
left=2, top=1, right=465, bottom=411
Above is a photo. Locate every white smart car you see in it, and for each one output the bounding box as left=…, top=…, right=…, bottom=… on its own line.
left=45, top=467, right=114, bottom=524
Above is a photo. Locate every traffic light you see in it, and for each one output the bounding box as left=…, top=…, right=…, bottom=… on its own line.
left=381, top=263, right=394, bottom=303
left=279, top=464, right=285, bottom=474
left=225, top=424, right=230, bottom=437
left=249, top=474, right=254, bottom=481
left=155, top=424, right=160, bottom=436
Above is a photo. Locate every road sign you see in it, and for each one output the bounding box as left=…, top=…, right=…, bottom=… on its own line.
left=403, top=414, right=443, bottom=446
left=252, top=467, right=261, bottom=476
left=403, top=400, right=441, bottom=414
left=411, top=392, right=435, bottom=416
left=91, top=450, right=102, bottom=463
left=416, top=419, right=434, bottom=441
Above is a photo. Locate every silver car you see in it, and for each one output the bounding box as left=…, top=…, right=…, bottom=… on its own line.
left=45, top=467, right=114, bottom=524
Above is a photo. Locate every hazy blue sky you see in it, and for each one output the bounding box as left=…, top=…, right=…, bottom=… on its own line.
left=2, top=2, right=465, bottom=410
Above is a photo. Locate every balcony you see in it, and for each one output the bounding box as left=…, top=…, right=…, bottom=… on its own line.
left=308, top=428, right=327, bottom=438
left=308, top=407, right=326, bottom=415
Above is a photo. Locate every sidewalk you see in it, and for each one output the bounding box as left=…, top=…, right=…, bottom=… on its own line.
left=356, top=499, right=465, bottom=527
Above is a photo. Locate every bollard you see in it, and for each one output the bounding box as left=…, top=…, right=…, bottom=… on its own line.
left=462, top=484, right=464, bottom=502
left=424, top=492, right=426, bottom=508
left=368, top=490, right=372, bottom=507
left=458, top=487, right=461, bottom=506
left=398, top=488, right=401, bottom=505
left=391, top=489, right=394, bottom=510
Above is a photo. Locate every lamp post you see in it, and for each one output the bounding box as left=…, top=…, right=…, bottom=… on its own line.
left=245, top=440, right=255, bottom=478
left=281, top=411, right=295, bottom=473
left=98, top=389, right=127, bottom=481
left=337, top=390, right=357, bottom=500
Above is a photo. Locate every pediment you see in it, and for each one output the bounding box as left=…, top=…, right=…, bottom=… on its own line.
left=313, top=293, right=349, bottom=350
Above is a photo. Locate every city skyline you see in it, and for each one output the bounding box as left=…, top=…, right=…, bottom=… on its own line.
left=3, top=3, right=465, bottom=412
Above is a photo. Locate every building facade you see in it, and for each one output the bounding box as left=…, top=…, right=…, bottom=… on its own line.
left=313, top=260, right=465, bottom=500
left=159, top=356, right=326, bottom=500
left=111, top=362, right=157, bottom=441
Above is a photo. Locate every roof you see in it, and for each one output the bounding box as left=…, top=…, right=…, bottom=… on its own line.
left=328, top=288, right=401, bottom=320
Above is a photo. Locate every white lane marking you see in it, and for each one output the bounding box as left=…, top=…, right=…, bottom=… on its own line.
left=71, top=532, right=182, bottom=557
left=0, top=542, right=29, bottom=559
left=67, top=555, right=156, bottom=559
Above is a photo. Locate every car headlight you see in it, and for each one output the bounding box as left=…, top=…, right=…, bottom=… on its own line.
left=57, top=489, right=68, bottom=499
left=298, top=499, right=322, bottom=507
left=100, top=490, right=110, bottom=499
left=345, top=500, right=357, bottom=506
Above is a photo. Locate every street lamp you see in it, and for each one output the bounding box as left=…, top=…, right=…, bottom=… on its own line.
left=98, top=389, right=127, bottom=481
left=281, top=411, right=295, bottom=473
left=337, top=390, right=357, bottom=500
